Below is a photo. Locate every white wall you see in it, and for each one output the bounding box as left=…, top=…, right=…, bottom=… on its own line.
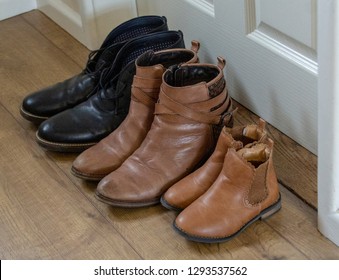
left=0, top=0, right=37, bottom=20
left=0, top=0, right=137, bottom=50
left=36, top=0, right=137, bottom=50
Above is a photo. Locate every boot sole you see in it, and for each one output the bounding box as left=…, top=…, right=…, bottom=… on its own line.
left=20, top=106, right=49, bottom=124
left=160, top=196, right=184, bottom=212
left=173, top=194, right=282, bottom=243
left=70, top=166, right=105, bottom=181
left=95, top=191, right=160, bottom=208
left=36, top=132, right=97, bottom=153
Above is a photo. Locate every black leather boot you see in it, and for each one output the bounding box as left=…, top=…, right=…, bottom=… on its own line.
left=36, top=30, right=185, bottom=152
left=20, top=15, right=168, bottom=123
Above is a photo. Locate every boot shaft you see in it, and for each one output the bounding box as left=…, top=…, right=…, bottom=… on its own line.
left=95, top=30, right=186, bottom=115
left=71, top=42, right=201, bottom=180
left=87, top=15, right=168, bottom=73
left=173, top=136, right=281, bottom=243
left=221, top=137, right=279, bottom=207
left=238, top=138, right=280, bottom=207
left=95, top=57, right=234, bottom=207
left=101, top=15, right=168, bottom=48
left=157, top=57, right=234, bottom=146
left=132, top=41, right=200, bottom=105
left=161, top=118, right=267, bottom=211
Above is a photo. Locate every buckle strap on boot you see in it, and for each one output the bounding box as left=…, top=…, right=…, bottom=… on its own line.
left=155, top=86, right=233, bottom=125
left=131, top=75, right=162, bottom=107
left=219, top=106, right=237, bottom=128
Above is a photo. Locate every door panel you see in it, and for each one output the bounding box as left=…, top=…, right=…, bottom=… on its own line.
left=137, top=0, right=318, bottom=153
left=255, top=0, right=316, bottom=49
left=246, top=0, right=317, bottom=71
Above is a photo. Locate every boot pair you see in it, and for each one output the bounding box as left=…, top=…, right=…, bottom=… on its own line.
left=73, top=48, right=235, bottom=207
left=161, top=119, right=281, bottom=243
left=72, top=41, right=201, bottom=180
left=20, top=15, right=186, bottom=152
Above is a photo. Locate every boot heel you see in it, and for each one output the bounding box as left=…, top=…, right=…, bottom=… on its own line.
left=260, top=195, right=281, bottom=220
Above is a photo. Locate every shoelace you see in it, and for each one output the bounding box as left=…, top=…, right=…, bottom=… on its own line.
left=83, top=48, right=106, bottom=74
left=91, top=65, right=129, bottom=114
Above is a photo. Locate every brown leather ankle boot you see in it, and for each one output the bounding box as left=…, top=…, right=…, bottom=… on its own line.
left=161, top=118, right=267, bottom=211
left=71, top=42, right=200, bottom=180
left=95, top=57, right=234, bottom=207
left=174, top=138, right=281, bottom=243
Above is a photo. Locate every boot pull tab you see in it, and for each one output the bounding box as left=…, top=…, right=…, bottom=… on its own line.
left=190, top=40, right=200, bottom=53
left=237, top=143, right=269, bottom=163
left=217, top=56, right=226, bottom=70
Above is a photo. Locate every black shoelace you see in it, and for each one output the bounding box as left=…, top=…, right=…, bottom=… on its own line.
left=83, top=48, right=106, bottom=75
left=93, top=65, right=128, bottom=114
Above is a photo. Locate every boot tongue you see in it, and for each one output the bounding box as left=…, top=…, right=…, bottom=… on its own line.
left=237, top=143, right=268, bottom=163
left=243, top=125, right=265, bottom=141
left=93, top=43, right=124, bottom=72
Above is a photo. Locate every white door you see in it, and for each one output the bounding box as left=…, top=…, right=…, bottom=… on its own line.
left=137, top=0, right=317, bottom=154
left=136, top=0, right=339, bottom=246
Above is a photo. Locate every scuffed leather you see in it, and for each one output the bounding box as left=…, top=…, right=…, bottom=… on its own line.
left=21, top=15, right=168, bottom=121
left=36, top=31, right=185, bottom=152
left=22, top=73, right=97, bottom=118
left=96, top=61, right=233, bottom=207
left=162, top=119, right=267, bottom=210
left=72, top=46, right=199, bottom=180
left=174, top=138, right=280, bottom=242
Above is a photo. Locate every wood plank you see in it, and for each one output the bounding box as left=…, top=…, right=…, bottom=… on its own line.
left=22, top=10, right=89, bottom=67
left=0, top=14, right=83, bottom=128
left=0, top=14, right=139, bottom=260
left=50, top=146, right=331, bottom=259
left=55, top=177, right=307, bottom=259
left=46, top=148, right=333, bottom=260
left=265, top=187, right=339, bottom=259
left=0, top=104, right=140, bottom=259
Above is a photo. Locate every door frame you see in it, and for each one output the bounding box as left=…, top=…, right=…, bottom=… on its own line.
left=317, top=0, right=339, bottom=246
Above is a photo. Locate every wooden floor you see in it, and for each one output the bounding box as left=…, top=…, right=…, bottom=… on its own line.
left=0, top=10, right=338, bottom=259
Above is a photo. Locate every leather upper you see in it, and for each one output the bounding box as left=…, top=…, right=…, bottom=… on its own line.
left=21, top=15, right=168, bottom=121
left=36, top=31, right=185, bottom=151
left=162, top=119, right=267, bottom=210
left=96, top=60, right=234, bottom=207
left=174, top=139, right=280, bottom=242
left=71, top=44, right=200, bottom=179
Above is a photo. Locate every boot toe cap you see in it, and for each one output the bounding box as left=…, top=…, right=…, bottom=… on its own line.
left=162, top=188, right=186, bottom=210
left=71, top=155, right=107, bottom=180
left=37, top=110, right=102, bottom=144
left=22, top=93, right=50, bottom=118
left=97, top=176, right=139, bottom=202
left=96, top=172, right=161, bottom=207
